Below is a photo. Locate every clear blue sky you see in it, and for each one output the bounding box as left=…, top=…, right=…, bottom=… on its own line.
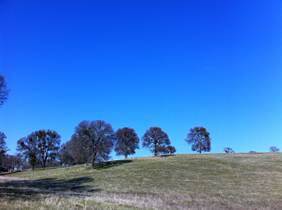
left=1, top=0, right=282, bottom=157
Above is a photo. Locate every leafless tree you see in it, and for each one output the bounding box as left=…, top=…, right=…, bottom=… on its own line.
left=0, top=74, right=9, bottom=106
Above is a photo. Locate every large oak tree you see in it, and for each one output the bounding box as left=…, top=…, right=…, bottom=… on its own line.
left=17, top=130, right=61, bottom=169
left=186, top=127, right=211, bottom=154
left=115, top=127, right=139, bottom=159
left=72, top=120, right=115, bottom=167
left=142, top=127, right=171, bottom=156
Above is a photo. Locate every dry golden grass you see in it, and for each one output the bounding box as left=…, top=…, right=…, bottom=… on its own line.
left=1, top=153, right=282, bottom=209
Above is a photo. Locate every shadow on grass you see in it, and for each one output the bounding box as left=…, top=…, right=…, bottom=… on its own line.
left=94, top=159, right=133, bottom=170
left=0, top=176, right=100, bottom=201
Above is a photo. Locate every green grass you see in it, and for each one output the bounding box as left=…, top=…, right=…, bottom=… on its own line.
left=2, top=153, right=282, bottom=209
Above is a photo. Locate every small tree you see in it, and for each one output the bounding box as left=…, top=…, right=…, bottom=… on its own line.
left=0, top=132, right=8, bottom=170
left=159, top=145, right=176, bottom=156
left=166, top=146, right=176, bottom=155
left=0, top=74, right=9, bottom=106
left=224, top=147, right=235, bottom=154
left=143, top=127, right=171, bottom=156
left=186, top=127, right=211, bottom=154
left=3, top=154, right=23, bottom=172
left=115, top=127, right=139, bottom=159
left=270, top=146, right=280, bottom=153
left=72, top=120, right=115, bottom=168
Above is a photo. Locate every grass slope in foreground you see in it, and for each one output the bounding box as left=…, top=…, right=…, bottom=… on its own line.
left=2, top=153, right=282, bottom=210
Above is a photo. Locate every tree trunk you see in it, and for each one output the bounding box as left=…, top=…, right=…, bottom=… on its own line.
left=92, top=152, right=96, bottom=168
left=154, top=142, right=157, bottom=157
left=40, top=159, right=46, bottom=168
left=91, top=156, right=95, bottom=168
left=43, top=152, right=49, bottom=168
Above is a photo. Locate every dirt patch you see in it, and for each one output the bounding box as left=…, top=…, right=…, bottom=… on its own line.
left=0, top=176, right=27, bottom=183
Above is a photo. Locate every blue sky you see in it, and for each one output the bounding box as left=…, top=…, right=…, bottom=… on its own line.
left=1, top=0, right=282, bottom=157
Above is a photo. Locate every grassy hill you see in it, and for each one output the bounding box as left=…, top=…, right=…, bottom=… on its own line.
left=1, top=153, right=282, bottom=210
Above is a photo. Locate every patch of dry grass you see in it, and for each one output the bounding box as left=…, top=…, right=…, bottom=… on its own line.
left=2, top=153, right=282, bottom=209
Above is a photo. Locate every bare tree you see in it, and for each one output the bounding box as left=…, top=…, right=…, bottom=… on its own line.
left=0, top=74, right=9, bottom=106
left=0, top=132, right=8, bottom=170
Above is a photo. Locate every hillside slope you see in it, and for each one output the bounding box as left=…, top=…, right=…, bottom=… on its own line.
left=2, top=154, right=282, bottom=210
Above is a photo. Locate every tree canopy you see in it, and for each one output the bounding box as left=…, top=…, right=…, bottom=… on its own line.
left=186, top=127, right=211, bottom=154
left=224, top=147, right=235, bottom=154
left=17, top=136, right=37, bottom=170
left=17, top=130, right=61, bottom=169
left=270, top=146, right=280, bottom=153
left=71, top=120, right=115, bottom=167
left=143, top=127, right=171, bottom=156
left=115, top=127, right=139, bottom=159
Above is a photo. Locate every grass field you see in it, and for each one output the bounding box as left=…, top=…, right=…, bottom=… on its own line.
left=1, top=153, right=282, bottom=210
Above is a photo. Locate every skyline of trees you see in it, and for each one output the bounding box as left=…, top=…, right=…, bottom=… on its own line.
left=4, top=120, right=282, bottom=169
left=1, top=121, right=281, bottom=170
left=1, top=71, right=280, bottom=171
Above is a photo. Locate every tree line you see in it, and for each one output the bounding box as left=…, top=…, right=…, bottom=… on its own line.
left=15, top=120, right=211, bottom=169
left=0, top=74, right=211, bottom=170
left=0, top=74, right=280, bottom=171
